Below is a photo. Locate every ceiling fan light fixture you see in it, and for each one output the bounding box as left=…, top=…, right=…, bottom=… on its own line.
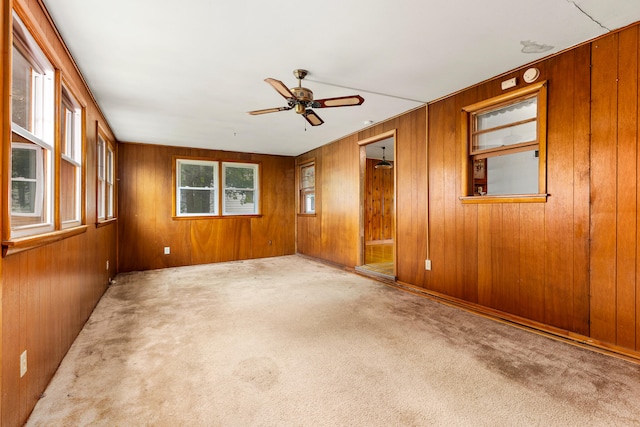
left=374, top=146, right=393, bottom=169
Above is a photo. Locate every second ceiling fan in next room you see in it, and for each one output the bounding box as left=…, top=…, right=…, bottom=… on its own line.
left=248, top=69, right=365, bottom=126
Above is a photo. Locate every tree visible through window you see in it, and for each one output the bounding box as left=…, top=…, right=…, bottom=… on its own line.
left=9, top=13, right=55, bottom=237
left=177, top=160, right=218, bottom=216
left=223, top=162, right=258, bottom=215
left=174, top=158, right=260, bottom=217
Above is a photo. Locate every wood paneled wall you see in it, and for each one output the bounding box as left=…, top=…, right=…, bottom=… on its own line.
left=426, top=45, right=591, bottom=334
left=297, top=108, right=427, bottom=273
left=590, top=26, right=640, bottom=351
left=117, top=143, right=295, bottom=272
left=2, top=1, right=118, bottom=426
left=296, top=24, right=640, bottom=358
left=364, top=158, right=394, bottom=242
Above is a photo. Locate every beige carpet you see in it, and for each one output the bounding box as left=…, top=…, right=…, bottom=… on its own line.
left=27, top=255, right=640, bottom=426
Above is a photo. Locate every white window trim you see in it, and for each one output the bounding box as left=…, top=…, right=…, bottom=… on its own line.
left=176, top=159, right=219, bottom=217
left=222, top=162, right=259, bottom=216
left=11, top=142, right=44, bottom=217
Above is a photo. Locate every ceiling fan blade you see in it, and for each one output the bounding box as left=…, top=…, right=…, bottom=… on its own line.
left=313, top=95, right=365, bottom=108
left=265, top=78, right=295, bottom=99
left=303, top=110, right=324, bottom=126
left=248, top=106, right=292, bottom=115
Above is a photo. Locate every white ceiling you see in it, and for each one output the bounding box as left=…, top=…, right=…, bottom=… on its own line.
left=42, top=0, right=640, bottom=157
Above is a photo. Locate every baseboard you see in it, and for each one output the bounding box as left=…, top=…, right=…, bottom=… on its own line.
left=392, top=280, right=640, bottom=365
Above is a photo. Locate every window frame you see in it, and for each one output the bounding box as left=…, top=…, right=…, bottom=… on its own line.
left=298, top=160, right=316, bottom=215
left=172, top=157, right=262, bottom=219
left=222, top=161, right=260, bottom=216
left=7, top=12, right=56, bottom=239
left=460, top=81, right=548, bottom=203
left=3, top=10, right=91, bottom=255
left=175, top=158, right=220, bottom=217
left=10, top=141, right=44, bottom=218
left=96, top=125, right=116, bottom=225
left=59, top=81, right=85, bottom=229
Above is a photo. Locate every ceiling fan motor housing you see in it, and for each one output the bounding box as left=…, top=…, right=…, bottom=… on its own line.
left=291, top=87, right=314, bottom=114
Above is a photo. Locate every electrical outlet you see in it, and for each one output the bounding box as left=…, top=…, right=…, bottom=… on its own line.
left=164, top=247, right=170, bottom=255
left=425, top=259, right=432, bottom=270
left=20, top=350, right=27, bottom=378
left=106, top=260, right=109, bottom=270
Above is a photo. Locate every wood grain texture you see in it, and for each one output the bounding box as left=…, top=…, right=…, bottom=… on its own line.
left=590, top=33, right=620, bottom=344
left=117, top=143, right=295, bottom=272
left=2, top=2, right=118, bottom=426
left=616, top=26, right=638, bottom=350
left=364, top=158, right=394, bottom=242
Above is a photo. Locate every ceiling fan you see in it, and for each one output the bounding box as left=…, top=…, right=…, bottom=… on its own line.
left=248, top=69, right=365, bottom=126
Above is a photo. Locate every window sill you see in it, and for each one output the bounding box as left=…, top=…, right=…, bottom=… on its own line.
left=460, top=194, right=548, bottom=204
left=3, top=225, right=88, bottom=257
left=96, top=218, right=117, bottom=228
left=172, top=215, right=263, bottom=220
left=297, top=213, right=317, bottom=217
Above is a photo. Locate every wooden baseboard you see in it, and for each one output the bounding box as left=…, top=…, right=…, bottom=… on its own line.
left=392, top=280, right=640, bottom=365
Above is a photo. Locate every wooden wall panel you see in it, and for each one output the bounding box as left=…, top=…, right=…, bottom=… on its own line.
left=320, top=136, right=360, bottom=267
left=616, top=26, right=638, bottom=350
left=364, top=158, right=394, bottom=242
left=590, top=26, right=640, bottom=352
left=2, top=2, right=119, bottom=425
left=590, top=33, right=620, bottom=344
left=117, top=143, right=295, bottom=272
left=252, top=155, right=296, bottom=259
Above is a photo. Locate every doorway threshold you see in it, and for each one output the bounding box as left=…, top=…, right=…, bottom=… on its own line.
left=355, top=264, right=396, bottom=281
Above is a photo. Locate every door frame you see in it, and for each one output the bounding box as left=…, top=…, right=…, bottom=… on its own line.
left=357, top=129, right=397, bottom=277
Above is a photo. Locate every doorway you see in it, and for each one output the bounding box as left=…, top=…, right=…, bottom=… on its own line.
left=356, top=132, right=396, bottom=279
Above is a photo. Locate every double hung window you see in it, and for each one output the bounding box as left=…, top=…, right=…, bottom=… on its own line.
left=299, top=161, right=315, bottom=214
left=462, top=81, right=547, bottom=202
left=97, top=131, right=115, bottom=221
left=60, top=85, right=83, bottom=227
left=174, top=158, right=260, bottom=217
left=10, top=13, right=55, bottom=237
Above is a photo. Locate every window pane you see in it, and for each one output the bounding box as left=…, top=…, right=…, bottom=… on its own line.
left=304, top=192, right=315, bottom=213
left=180, top=189, right=216, bottom=214
left=11, top=46, right=32, bottom=130
left=301, top=164, right=315, bottom=189
left=225, top=166, right=254, bottom=189
left=12, top=147, right=37, bottom=179
left=224, top=189, right=255, bottom=214
left=477, top=97, right=537, bottom=131
left=475, top=120, right=537, bottom=151
left=485, top=150, right=539, bottom=195
left=12, top=181, right=37, bottom=213
left=180, top=164, right=215, bottom=188
left=222, top=163, right=258, bottom=215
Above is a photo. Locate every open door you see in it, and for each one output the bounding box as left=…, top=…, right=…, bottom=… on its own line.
left=356, top=131, right=396, bottom=279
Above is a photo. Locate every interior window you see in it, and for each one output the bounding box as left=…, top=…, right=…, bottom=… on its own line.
left=462, top=81, right=547, bottom=201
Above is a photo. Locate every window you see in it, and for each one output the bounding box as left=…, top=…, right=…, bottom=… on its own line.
left=174, top=158, right=260, bottom=218
left=97, top=130, right=115, bottom=221
left=60, top=85, right=83, bottom=228
left=223, top=162, right=259, bottom=215
left=10, top=13, right=55, bottom=237
left=176, top=159, right=219, bottom=216
left=299, top=161, right=315, bottom=214
left=461, top=81, right=547, bottom=202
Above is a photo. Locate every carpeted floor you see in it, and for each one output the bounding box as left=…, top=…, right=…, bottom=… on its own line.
left=26, top=255, right=640, bottom=426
